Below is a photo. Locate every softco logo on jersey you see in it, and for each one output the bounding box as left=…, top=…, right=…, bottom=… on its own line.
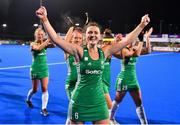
left=85, top=69, right=102, bottom=74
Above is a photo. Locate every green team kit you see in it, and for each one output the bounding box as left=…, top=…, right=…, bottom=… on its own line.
left=30, top=43, right=48, bottom=79
left=116, top=56, right=140, bottom=91
left=102, top=58, right=111, bottom=93
left=65, top=55, right=78, bottom=99
left=69, top=47, right=108, bottom=121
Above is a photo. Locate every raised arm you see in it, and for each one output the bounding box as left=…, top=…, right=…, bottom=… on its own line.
left=46, top=39, right=56, bottom=48
left=31, top=39, right=49, bottom=51
left=133, top=42, right=143, bottom=56
left=141, top=27, right=153, bottom=55
left=104, top=14, right=150, bottom=59
left=36, top=6, right=82, bottom=62
left=64, top=27, right=74, bottom=59
left=119, top=42, right=143, bottom=59
left=65, top=27, right=74, bottom=43
left=111, top=34, right=123, bottom=59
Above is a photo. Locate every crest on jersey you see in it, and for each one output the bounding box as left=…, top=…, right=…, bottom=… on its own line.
left=84, top=57, right=88, bottom=61
left=87, top=62, right=92, bottom=66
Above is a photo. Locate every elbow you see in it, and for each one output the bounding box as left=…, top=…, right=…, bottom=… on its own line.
left=121, top=38, right=130, bottom=48
left=125, top=34, right=135, bottom=45
left=124, top=37, right=131, bottom=45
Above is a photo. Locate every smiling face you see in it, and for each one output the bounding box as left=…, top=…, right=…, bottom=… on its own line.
left=34, top=28, right=45, bottom=42
left=71, top=30, right=83, bottom=46
left=85, top=26, right=101, bottom=46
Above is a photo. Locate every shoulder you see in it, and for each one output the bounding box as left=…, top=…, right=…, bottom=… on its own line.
left=101, top=45, right=110, bottom=52
left=30, top=41, right=37, bottom=46
left=121, top=47, right=131, bottom=57
left=122, top=47, right=128, bottom=53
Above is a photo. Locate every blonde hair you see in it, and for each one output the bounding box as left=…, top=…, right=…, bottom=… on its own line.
left=34, top=28, right=45, bottom=38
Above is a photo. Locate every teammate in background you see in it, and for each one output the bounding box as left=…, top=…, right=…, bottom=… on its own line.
left=64, top=27, right=83, bottom=100
left=100, top=30, right=123, bottom=125
left=110, top=27, right=153, bottom=124
left=26, top=27, right=54, bottom=116
left=36, top=6, right=150, bottom=124
left=64, top=26, right=83, bottom=125
left=101, top=29, right=123, bottom=115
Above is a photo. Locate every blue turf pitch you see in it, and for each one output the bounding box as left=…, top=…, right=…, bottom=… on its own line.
left=0, top=45, right=180, bottom=124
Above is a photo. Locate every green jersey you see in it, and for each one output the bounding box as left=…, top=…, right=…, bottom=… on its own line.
left=65, top=55, right=77, bottom=99
left=116, top=56, right=139, bottom=91
left=102, top=57, right=111, bottom=93
left=30, top=44, right=48, bottom=79
left=69, top=47, right=108, bottom=121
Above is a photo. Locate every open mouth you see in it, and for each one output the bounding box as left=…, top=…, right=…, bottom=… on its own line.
left=89, top=36, right=96, bottom=40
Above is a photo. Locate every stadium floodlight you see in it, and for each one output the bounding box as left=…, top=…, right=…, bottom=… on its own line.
left=75, top=23, right=80, bottom=26
left=33, top=23, right=39, bottom=27
left=2, top=23, right=7, bottom=28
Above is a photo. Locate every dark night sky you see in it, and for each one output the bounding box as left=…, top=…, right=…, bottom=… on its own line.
left=0, top=0, right=179, bottom=40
